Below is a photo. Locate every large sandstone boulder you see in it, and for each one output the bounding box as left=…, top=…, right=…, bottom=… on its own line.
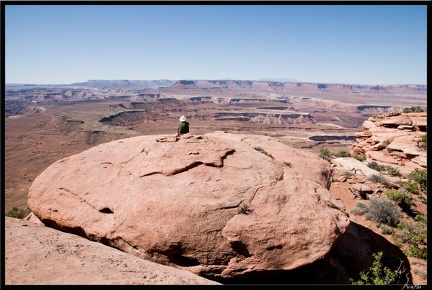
left=28, top=131, right=349, bottom=282
left=5, top=217, right=220, bottom=285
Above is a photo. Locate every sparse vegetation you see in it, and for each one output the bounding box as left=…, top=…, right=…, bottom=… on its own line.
left=395, top=216, right=427, bottom=246
left=394, top=214, right=427, bottom=260
left=408, top=168, right=427, bottom=191
left=350, top=202, right=368, bottom=215
left=334, top=150, right=351, bottom=158
left=365, top=163, right=403, bottom=178
left=365, top=198, right=401, bottom=227
left=350, top=251, right=405, bottom=285
left=343, top=170, right=355, bottom=178
left=402, top=106, right=424, bottom=113
left=368, top=174, right=391, bottom=187
left=319, top=147, right=333, bottom=162
left=253, top=146, right=274, bottom=159
left=386, top=190, right=414, bottom=213
left=397, top=180, right=419, bottom=194
left=351, top=199, right=401, bottom=227
left=367, top=161, right=385, bottom=171
left=405, top=245, right=427, bottom=260
left=383, top=165, right=401, bottom=177
left=379, top=223, right=394, bottom=235
left=353, top=153, right=366, bottom=162
left=416, top=133, right=427, bottom=149
left=6, top=207, right=31, bottom=219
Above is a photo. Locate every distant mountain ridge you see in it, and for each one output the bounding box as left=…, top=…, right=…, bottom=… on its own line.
left=6, top=78, right=427, bottom=89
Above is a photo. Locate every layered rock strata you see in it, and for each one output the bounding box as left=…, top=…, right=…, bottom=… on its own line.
left=351, top=112, right=427, bottom=173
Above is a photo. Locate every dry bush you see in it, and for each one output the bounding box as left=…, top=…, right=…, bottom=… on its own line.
left=351, top=202, right=368, bottom=215
left=368, top=174, right=391, bottom=187
left=365, top=198, right=401, bottom=227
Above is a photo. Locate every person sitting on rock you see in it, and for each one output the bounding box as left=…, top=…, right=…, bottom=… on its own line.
left=177, top=115, right=189, bottom=137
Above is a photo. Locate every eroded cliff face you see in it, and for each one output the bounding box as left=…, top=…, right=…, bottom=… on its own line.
left=193, top=80, right=426, bottom=94
left=351, top=112, right=427, bottom=172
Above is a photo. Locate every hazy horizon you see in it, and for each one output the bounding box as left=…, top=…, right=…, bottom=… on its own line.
left=5, top=78, right=427, bottom=87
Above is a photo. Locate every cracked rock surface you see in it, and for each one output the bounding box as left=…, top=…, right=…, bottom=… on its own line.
left=28, top=131, right=349, bottom=280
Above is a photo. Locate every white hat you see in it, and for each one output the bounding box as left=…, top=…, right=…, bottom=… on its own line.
left=179, top=116, right=186, bottom=122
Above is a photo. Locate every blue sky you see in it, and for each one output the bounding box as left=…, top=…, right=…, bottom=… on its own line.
left=4, top=4, right=427, bottom=85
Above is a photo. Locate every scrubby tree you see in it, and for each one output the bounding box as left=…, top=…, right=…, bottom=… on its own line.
left=319, top=147, right=333, bottom=162
left=408, top=168, right=427, bottom=191
left=350, top=252, right=405, bottom=285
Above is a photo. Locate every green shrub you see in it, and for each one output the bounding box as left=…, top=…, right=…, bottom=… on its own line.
left=386, top=190, right=414, bottom=213
left=350, top=251, right=404, bottom=285
left=6, top=207, right=31, bottom=219
left=368, top=174, right=390, bottom=187
left=334, top=150, right=351, bottom=158
left=353, top=153, right=366, bottom=162
left=397, top=180, right=419, bottom=194
left=403, top=106, right=424, bottom=113
left=415, top=213, right=427, bottom=224
left=379, top=223, right=393, bottom=235
left=383, top=165, right=401, bottom=177
left=395, top=215, right=427, bottom=245
left=351, top=202, right=368, bottom=215
left=405, top=245, right=427, bottom=260
left=365, top=198, right=401, bottom=226
left=343, top=170, right=355, bottom=178
left=367, top=161, right=385, bottom=171
left=421, top=133, right=427, bottom=143
left=319, top=147, right=333, bottom=162
left=408, top=168, right=427, bottom=191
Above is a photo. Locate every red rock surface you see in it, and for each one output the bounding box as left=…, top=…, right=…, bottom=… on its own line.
left=28, top=132, right=349, bottom=281
left=351, top=112, right=427, bottom=172
left=5, top=216, right=220, bottom=285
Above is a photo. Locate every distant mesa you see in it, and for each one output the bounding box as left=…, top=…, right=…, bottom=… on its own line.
left=170, top=80, right=199, bottom=88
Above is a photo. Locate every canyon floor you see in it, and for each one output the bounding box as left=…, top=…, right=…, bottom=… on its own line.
left=4, top=82, right=427, bottom=284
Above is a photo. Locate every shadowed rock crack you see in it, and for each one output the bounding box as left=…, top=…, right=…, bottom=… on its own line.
left=215, top=200, right=252, bottom=214
left=171, top=161, right=204, bottom=175
left=58, top=187, right=111, bottom=213
left=99, top=207, right=113, bottom=214
left=147, top=244, right=201, bottom=267
left=139, top=149, right=236, bottom=177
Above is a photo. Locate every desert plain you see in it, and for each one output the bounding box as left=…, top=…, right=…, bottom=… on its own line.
left=3, top=80, right=428, bottom=284
left=4, top=79, right=426, bottom=212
